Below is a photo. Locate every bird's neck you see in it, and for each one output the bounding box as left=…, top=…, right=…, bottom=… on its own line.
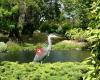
left=47, top=36, right=52, bottom=50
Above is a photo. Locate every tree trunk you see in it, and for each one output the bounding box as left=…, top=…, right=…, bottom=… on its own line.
left=17, top=0, right=26, bottom=36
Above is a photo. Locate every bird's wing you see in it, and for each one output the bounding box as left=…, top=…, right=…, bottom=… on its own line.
left=34, top=48, right=47, bottom=61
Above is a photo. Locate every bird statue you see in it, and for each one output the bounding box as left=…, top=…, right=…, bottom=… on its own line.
left=33, top=34, right=59, bottom=62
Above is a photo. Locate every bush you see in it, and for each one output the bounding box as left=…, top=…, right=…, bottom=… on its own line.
left=40, top=21, right=58, bottom=33
left=6, top=42, right=36, bottom=52
left=0, top=61, right=91, bottom=80
left=65, top=28, right=100, bottom=42
left=7, top=42, right=22, bottom=52
left=57, top=22, right=73, bottom=35
left=32, top=33, right=47, bottom=44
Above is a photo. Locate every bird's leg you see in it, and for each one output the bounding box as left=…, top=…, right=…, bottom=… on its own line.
left=47, top=51, right=50, bottom=56
left=32, top=61, right=36, bottom=65
left=40, top=61, right=43, bottom=64
left=47, top=52, right=50, bottom=56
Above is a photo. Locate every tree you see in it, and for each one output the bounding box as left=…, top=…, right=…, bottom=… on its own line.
left=0, top=0, right=61, bottom=36
left=17, top=0, right=26, bottom=32
left=89, top=0, right=100, bottom=29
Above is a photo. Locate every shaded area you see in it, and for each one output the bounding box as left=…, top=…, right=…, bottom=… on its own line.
left=0, top=50, right=35, bottom=63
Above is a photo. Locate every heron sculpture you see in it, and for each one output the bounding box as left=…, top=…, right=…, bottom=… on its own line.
left=33, top=34, right=59, bottom=62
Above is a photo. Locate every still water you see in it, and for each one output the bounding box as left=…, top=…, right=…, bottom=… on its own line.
left=0, top=50, right=90, bottom=63
left=44, top=50, right=90, bottom=63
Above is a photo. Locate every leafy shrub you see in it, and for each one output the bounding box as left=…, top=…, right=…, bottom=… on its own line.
left=65, top=28, right=100, bottom=42
left=0, top=61, right=91, bottom=80
left=7, top=42, right=22, bottom=52
left=84, top=33, right=100, bottom=80
left=6, top=41, right=37, bottom=53
left=22, top=43, right=36, bottom=51
left=57, top=22, right=73, bottom=35
left=65, top=28, right=100, bottom=79
left=40, top=21, right=58, bottom=33
left=32, top=33, right=47, bottom=44
left=65, top=28, right=90, bottom=41
left=65, top=28, right=79, bottom=40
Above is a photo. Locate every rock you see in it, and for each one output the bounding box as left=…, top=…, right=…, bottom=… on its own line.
left=0, top=42, right=7, bottom=52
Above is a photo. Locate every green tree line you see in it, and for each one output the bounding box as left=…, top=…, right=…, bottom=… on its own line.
left=0, top=0, right=99, bottom=36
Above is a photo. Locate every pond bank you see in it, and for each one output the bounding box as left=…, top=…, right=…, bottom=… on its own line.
left=53, top=40, right=86, bottom=50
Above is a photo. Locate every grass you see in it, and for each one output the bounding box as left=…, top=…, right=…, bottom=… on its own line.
left=6, top=42, right=36, bottom=54
left=53, top=40, right=85, bottom=50
left=6, top=40, right=85, bottom=53
left=0, top=61, right=92, bottom=80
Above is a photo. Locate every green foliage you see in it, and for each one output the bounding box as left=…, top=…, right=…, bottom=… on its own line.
left=77, top=0, right=90, bottom=29
left=32, top=33, right=47, bottom=43
left=57, top=22, right=72, bottom=35
left=84, top=33, right=100, bottom=80
left=65, top=28, right=88, bottom=41
left=11, top=5, right=18, bottom=14
left=65, top=28, right=100, bottom=42
left=53, top=41, right=84, bottom=50
left=0, top=0, right=61, bottom=34
left=6, top=42, right=36, bottom=52
left=0, top=7, right=11, bottom=16
left=22, top=43, right=36, bottom=51
left=40, top=21, right=58, bottom=33
left=0, top=0, right=18, bottom=31
left=0, top=61, right=91, bottom=80
left=89, top=0, right=100, bottom=28
left=7, top=42, right=22, bottom=52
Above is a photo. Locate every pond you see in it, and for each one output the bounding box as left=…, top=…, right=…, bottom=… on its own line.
left=0, top=50, right=90, bottom=63
left=44, top=50, right=90, bottom=63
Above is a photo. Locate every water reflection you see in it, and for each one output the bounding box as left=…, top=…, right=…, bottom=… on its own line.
left=44, top=50, right=90, bottom=63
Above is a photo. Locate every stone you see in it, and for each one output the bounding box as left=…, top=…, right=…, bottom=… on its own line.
left=0, top=42, right=7, bottom=52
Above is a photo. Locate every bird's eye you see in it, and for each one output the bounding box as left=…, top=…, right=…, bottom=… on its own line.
left=38, top=49, right=40, bottom=52
left=37, top=49, right=41, bottom=53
